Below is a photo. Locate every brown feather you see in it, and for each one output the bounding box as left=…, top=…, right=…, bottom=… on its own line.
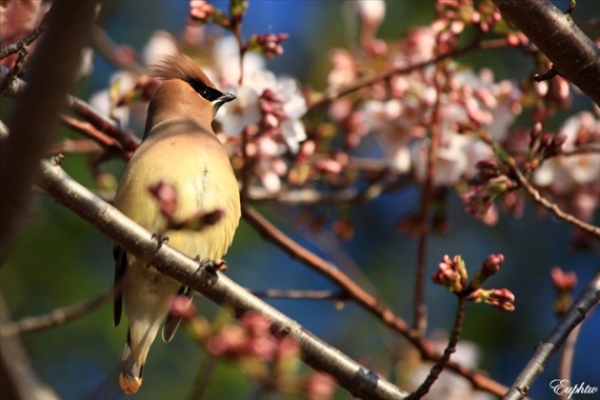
left=151, top=54, right=217, bottom=89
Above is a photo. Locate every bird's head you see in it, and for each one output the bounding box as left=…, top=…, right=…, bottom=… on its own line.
left=149, top=54, right=236, bottom=125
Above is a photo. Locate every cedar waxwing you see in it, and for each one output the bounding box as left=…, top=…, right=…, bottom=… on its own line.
left=112, top=54, right=241, bottom=394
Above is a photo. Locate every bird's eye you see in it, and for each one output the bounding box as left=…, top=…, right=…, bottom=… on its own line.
left=188, top=79, right=213, bottom=99
left=199, top=88, right=210, bottom=98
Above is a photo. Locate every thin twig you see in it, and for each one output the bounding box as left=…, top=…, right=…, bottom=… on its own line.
left=307, top=37, right=512, bottom=111
left=513, top=165, right=600, bottom=238
left=240, top=126, right=253, bottom=202
left=47, top=138, right=104, bottom=156
left=481, top=134, right=600, bottom=239
left=187, top=353, right=217, bottom=400
left=250, top=289, right=346, bottom=301
left=90, top=25, right=144, bottom=74
left=557, top=323, right=583, bottom=400
left=241, top=204, right=510, bottom=397
left=0, top=47, right=28, bottom=96
left=504, top=271, right=600, bottom=400
left=68, top=97, right=140, bottom=152
left=407, top=297, right=467, bottom=400
left=0, top=285, right=118, bottom=337
left=0, top=72, right=140, bottom=153
left=0, top=11, right=49, bottom=60
left=60, top=114, right=131, bottom=158
left=0, top=295, right=60, bottom=400
left=413, top=62, right=445, bottom=336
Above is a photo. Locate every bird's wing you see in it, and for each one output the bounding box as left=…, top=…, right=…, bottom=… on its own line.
left=161, top=285, right=194, bottom=342
left=113, top=246, right=127, bottom=326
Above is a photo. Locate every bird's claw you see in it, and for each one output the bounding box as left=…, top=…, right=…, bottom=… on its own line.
left=52, top=154, right=65, bottom=165
left=194, top=257, right=226, bottom=283
left=151, top=233, right=169, bottom=249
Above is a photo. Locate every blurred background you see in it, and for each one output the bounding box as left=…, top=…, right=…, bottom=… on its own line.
left=1, top=1, right=599, bottom=399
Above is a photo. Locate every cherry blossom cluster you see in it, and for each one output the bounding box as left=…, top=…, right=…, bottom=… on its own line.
left=246, top=33, right=290, bottom=59
left=319, top=0, right=597, bottom=239
left=189, top=0, right=247, bottom=27
left=432, top=254, right=515, bottom=312
left=210, top=35, right=307, bottom=192
left=8, top=0, right=589, bottom=238
left=533, top=111, right=600, bottom=229
left=170, top=302, right=299, bottom=362
left=168, top=300, right=338, bottom=399
left=205, top=311, right=298, bottom=363
left=462, top=109, right=600, bottom=229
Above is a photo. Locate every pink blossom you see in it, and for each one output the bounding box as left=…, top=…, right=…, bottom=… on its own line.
left=305, top=372, right=337, bottom=400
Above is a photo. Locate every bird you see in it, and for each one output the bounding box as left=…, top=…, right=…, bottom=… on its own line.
left=112, top=53, right=241, bottom=395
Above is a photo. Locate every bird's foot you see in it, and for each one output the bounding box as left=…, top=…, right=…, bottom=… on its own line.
left=195, top=257, right=226, bottom=283
left=151, top=233, right=169, bottom=249
left=52, top=154, right=65, bottom=165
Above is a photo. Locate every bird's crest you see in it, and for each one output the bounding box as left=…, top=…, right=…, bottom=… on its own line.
left=152, top=54, right=216, bottom=89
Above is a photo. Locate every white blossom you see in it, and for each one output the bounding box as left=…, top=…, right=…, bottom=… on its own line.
left=88, top=71, right=136, bottom=127
left=214, top=36, right=265, bottom=86
left=534, top=111, right=600, bottom=192
left=142, top=30, right=179, bottom=66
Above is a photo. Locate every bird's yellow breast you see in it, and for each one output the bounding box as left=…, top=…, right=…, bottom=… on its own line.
left=114, top=125, right=240, bottom=261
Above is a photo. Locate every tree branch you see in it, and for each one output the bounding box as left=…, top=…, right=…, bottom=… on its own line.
left=0, top=11, right=49, bottom=60
left=241, top=205, right=510, bottom=397
left=0, top=286, right=117, bottom=337
left=491, top=0, right=600, bottom=106
left=0, top=0, right=99, bottom=264
left=249, top=289, right=346, bottom=300
left=0, top=71, right=140, bottom=153
left=36, top=159, right=408, bottom=400
left=407, top=297, right=467, bottom=400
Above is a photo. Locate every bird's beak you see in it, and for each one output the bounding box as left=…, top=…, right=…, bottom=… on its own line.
left=218, top=92, right=237, bottom=104
left=212, top=92, right=237, bottom=116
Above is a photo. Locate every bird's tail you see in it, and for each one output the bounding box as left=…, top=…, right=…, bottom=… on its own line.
left=119, top=329, right=144, bottom=394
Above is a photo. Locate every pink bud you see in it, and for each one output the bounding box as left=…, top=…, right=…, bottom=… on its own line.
left=241, top=311, right=272, bottom=336
left=481, top=254, right=504, bottom=278
left=550, top=267, right=577, bottom=292
left=305, top=372, right=337, bottom=400
left=148, top=180, right=178, bottom=218
left=169, top=295, right=197, bottom=320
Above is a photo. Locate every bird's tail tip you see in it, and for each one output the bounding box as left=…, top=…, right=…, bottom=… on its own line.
left=119, top=374, right=142, bottom=395
left=120, top=328, right=145, bottom=394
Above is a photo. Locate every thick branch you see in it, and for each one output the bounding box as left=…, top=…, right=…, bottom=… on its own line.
left=492, top=0, right=600, bottom=106
left=0, top=0, right=99, bottom=264
left=36, top=159, right=408, bottom=400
